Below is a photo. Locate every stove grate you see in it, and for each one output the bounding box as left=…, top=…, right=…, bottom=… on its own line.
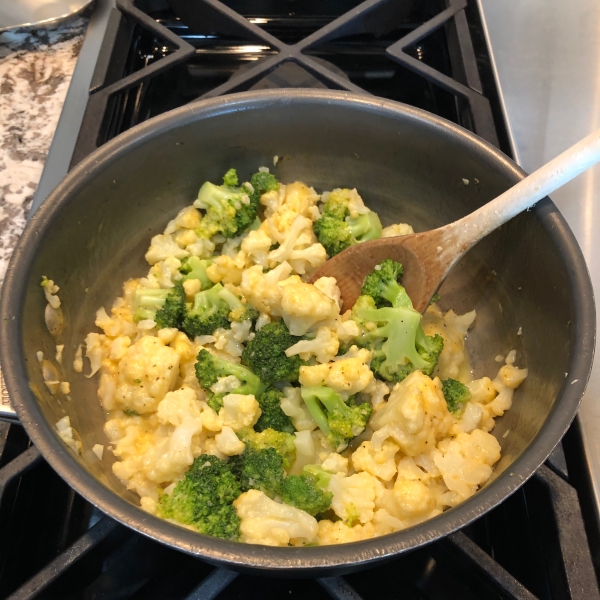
left=72, top=0, right=498, bottom=164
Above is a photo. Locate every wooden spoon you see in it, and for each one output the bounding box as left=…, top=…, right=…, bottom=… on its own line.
left=310, top=128, right=600, bottom=313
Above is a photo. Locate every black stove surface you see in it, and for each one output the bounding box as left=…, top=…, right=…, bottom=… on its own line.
left=1, top=1, right=599, bottom=598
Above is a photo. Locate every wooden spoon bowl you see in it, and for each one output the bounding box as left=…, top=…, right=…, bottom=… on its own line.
left=311, top=128, right=600, bottom=312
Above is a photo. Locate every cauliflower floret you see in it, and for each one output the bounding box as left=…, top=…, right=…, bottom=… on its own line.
left=321, top=452, right=349, bottom=476
left=164, top=206, right=202, bottom=235
left=186, top=235, right=215, bottom=259
left=422, top=306, right=476, bottom=381
left=396, top=456, right=432, bottom=482
left=490, top=358, right=528, bottom=416
left=351, top=440, right=400, bottom=482
left=169, top=331, right=197, bottom=363
left=230, top=319, right=253, bottom=343
left=451, top=401, right=484, bottom=434
left=362, top=378, right=390, bottom=409
left=317, top=520, right=375, bottom=545
left=113, top=336, right=180, bottom=414
left=381, top=223, right=414, bottom=238
left=280, top=181, right=321, bottom=219
left=148, top=256, right=182, bottom=289
left=369, top=370, right=452, bottom=456
left=241, top=229, right=273, bottom=268
left=328, top=472, right=376, bottom=525
left=144, top=387, right=205, bottom=480
left=259, top=184, right=286, bottom=216
left=219, top=393, right=261, bottom=431
left=200, top=405, right=224, bottom=432
left=433, top=429, right=501, bottom=502
left=267, top=214, right=326, bottom=274
left=98, top=373, right=117, bottom=409
left=215, top=425, right=246, bottom=456
left=280, top=386, right=318, bottom=431
left=289, top=430, right=318, bottom=475
left=313, top=277, right=342, bottom=310
left=285, top=326, right=339, bottom=363
left=210, top=375, right=242, bottom=395
left=372, top=508, right=405, bottom=536
left=393, top=479, right=436, bottom=518
left=55, top=416, right=81, bottom=454
left=95, top=307, right=125, bottom=338
left=206, top=253, right=247, bottom=286
left=330, top=316, right=360, bottom=343
left=468, top=377, right=497, bottom=404
left=84, top=332, right=109, bottom=378
left=213, top=327, right=244, bottom=358
left=110, top=336, right=132, bottom=361
left=157, top=327, right=178, bottom=345
left=279, top=278, right=339, bottom=335
left=299, top=346, right=373, bottom=395
left=145, top=234, right=190, bottom=265
left=240, top=262, right=293, bottom=315
left=234, top=489, right=318, bottom=546
left=173, top=228, right=202, bottom=249
left=156, top=386, right=203, bottom=426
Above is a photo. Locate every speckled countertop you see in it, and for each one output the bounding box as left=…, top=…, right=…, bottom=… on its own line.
left=0, top=17, right=87, bottom=287
left=0, top=17, right=87, bottom=416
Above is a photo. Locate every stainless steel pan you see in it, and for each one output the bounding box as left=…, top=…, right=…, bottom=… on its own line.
left=0, top=90, right=595, bottom=576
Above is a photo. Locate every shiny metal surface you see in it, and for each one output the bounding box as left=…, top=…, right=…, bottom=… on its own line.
left=479, top=0, right=600, bottom=522
left=0, top=90, right=594, bottom=574
left=0, top=0, right=92, bottom=32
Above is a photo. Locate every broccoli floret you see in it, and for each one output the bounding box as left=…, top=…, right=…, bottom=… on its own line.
left=360, top=258, right=411, bottom=308
left=179, top=256, right=213, bottom=290
left=300, top=386, right=372, bottom=452
left=194, top=170, right=259, bottom=239
left=238, top=426, right=296, bottom=468
left=303, top=464, right=333, bottom=489
left=354, top=260, right=444, bottom=383
left=356, top=302, right=444, bottom=383
left=241, top=321, right=303, bottom=385
left=254, top=388, right=295, bottom=434
left=280, top=471, right=333, bottom=517
left=132, top=281, right=186, bottom=328
left=442, top=378, right=471, bottom=415
left=194, top=349, right=265, bottom=411
left=156, top=454, right=241, bottom=540
left=182, top=283, right=229, bottom=337
left=313, top=188, right=382, bottom=257
left=222, top=168, right=239, bottom=187
left=194, top=169, right=280, bottom=240
left=217, top=286, right=259, bottom=323
left=230, top=446, right=286, bottom=497
left=250, top=171, right=279, bottom=196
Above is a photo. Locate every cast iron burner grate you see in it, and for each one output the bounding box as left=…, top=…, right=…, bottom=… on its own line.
left=0, top=420, right=597, bottom=599
left=72, top=0, right=510, bottom=164
left=2, top=0, right=599, bottom=598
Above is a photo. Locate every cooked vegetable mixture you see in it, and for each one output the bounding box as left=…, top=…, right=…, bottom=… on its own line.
left=79, top=168, right=527, bottom=546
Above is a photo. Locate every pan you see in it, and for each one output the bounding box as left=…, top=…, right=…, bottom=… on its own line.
left=0, top=89, right=595, bottom=576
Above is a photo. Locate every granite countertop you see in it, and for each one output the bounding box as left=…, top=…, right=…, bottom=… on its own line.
left=0, top=17, right=88, bottom=287
left=0, top=17, right=88, bottom=416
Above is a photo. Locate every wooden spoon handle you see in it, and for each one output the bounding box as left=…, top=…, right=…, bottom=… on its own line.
left=442, top=128, right=600, bottom=252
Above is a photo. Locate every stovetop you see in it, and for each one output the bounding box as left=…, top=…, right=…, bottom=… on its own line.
left=0, top=0, right=599, bottom=598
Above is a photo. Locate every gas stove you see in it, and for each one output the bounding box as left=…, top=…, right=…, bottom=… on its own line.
left=1, top=1, right=599, bottom=598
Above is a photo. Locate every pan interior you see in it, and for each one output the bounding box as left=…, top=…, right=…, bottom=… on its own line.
left=11, top=96, right=578, bottom=566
